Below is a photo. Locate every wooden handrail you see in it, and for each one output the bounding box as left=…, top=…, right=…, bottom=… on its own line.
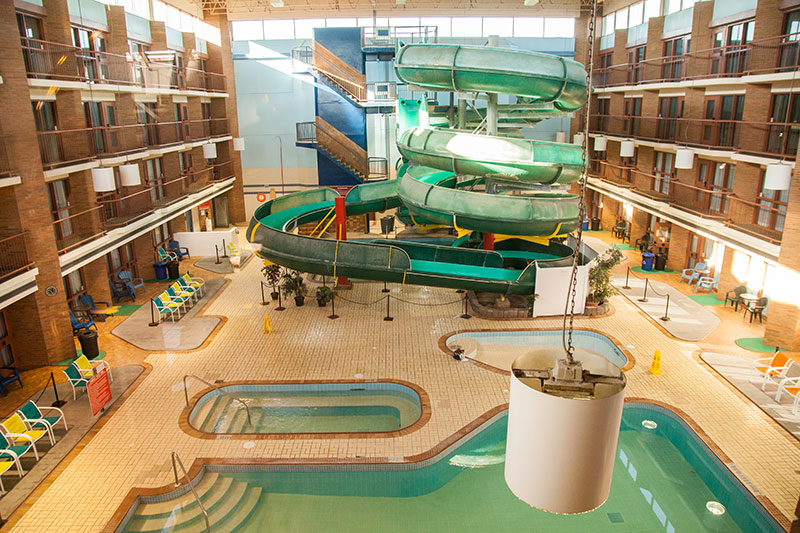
left=313, top=42, right=366, bottom=101
left=315, top=117, right=368, bottom=177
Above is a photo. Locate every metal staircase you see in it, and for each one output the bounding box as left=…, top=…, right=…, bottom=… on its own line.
left=296, top=118, right=387, bottom=182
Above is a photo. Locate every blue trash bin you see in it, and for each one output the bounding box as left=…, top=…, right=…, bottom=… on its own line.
left=582, top=218, right=590, bottom=231
left=154, top=261, right=168, bottom=280
left=641, top=252, right=655, bottom=271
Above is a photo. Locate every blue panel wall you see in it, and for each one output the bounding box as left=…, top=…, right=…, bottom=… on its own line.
left=315, top=86, right=367, bottom=150
left=317, top=153, right=361, bottom=186
left=314, top=27, right=365, bottom=73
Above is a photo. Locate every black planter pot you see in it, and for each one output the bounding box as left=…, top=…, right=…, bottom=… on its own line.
left=317, top=298, right=326, bottom=307
left=294, top=296, right=305, bottom=307
left=271, top=291, right=279, bottom=300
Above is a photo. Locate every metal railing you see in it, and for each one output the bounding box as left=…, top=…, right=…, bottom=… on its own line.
left=97, top=187, right=155, bottom=229
left=51, top=206, right=106, bottom=254
left=368, top=157, right=389, bottom=179
left=592, top=31, right=800, bottom=88
left=171, top=452, right=210, bottom=533
left=296, top=121, right=316, bottom=143
left=361, top=25, right=439, bottom=49
left=0, top=233, right=33, bottom=283
left=589, top=115, right=799, bottom=160
left=182, top=374, right=252, bottom=426
left=189, top=118, right=230, bottom=140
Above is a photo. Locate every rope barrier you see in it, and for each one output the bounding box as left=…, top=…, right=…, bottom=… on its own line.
left=621, top=266, right=673, bottom=321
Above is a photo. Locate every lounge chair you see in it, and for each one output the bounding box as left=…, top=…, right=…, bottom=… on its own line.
left=0, top=413, right=47, bottom=461
left=109, top=280, right=135, bottom=303
left=165, top=287, right=191, bottom=310
left=117, top=270, right=145, bottom=296
left=634, top=232, right=653, bottom=252
left=744, top=296, right=768, bottom=323
left=168, top=240, right=190, bottom=261
left=152, top=295, right=182, bottom=323
left=69, top=310, right=96, bottom=335
left=170, top=282, right=196, bottom=304
left=73, top=354, right=112, bottom=383
left=227, top=241, right=241, bottom=256
left=78, top=293, right=112, bottom=322
left=750, top=351, right=790, bottom=391
left=724, top=285, right=747, bottom=311
left=775, top=373, right=800, bottom=415
left=17, top=401, right=67, bottom=446
left=63, top=364, right=89, bottom=400
left=0, top=432, right=33, bottom=485
left=179, top=273, right=205, bottom=297
left=695, top=274, right=719, bottom=293
left=680, top=262, right=707, bottom=286
left=0, top=367, right=22, bottom=397
left=0, top=457, right=21, bottom=494
left=157, top=248, right=178, bottom=262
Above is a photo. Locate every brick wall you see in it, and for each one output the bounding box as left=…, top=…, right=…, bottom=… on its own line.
left=666, top=224, right=690, bottom=272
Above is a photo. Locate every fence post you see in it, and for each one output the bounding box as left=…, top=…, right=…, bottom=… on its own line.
left=260, top=281, right=268, bottom=306
left=623, top=267, right=631, bottom=290
left=148, top=298, right=159, bottom=327
left=460, top=293, right=472, bottom=319
left=222, top=239, right=228, bottom=258
left=384, top=295, right=393, bottom=321
left=328, top=295, right=339, bottom=320
left=661, top=294, right=671, bottom=322
left=275, top=289, right=286, bottom=311
left=215, top=245, right=221, bottom=265
left=638, top=278, right=649, bottom=303
left=382, top=281, right=390, bottom=293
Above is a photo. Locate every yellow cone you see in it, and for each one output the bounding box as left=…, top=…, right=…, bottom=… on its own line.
left=649, top=350, right=662, bottom=375
left=263, top=312, right=273, bottom=334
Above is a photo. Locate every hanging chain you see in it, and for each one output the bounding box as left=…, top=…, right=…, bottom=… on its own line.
left=562, top=0, right=597, bottom=364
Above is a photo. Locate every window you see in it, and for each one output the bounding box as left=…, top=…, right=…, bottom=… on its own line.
left=137, top=102, right=159, bottom=145
left=629, top=3, right=644, bottom=27
left=656, top=96, right=683, bottom=140
left=71, top=26, right=107, bottom=80
left=153, top=222, right=172, bottom=251
left=451, top=18, right=482, bottom=37
left=48, top=180, right=73, bottom=241
left=129, top=40, right=148, bottom=85
left=97, top=166, right=124, bottom=221
left=17, top=13, right=45, bottom=75
left=174, top=103, right=189, bottom=140
left=294, top=19, right=325, bottom=39
left=767, top=93, right=800, bottom=155
left=662, top=36, right=690, bottom=81
left=624, top=97, right=642, bottom=136
left=106, top=244, right=137, bottom=285
left=263, top=20, right=295, bottom=40
left=627, top=46, right=645, bottom=83
left=544, top=18, right=574, bottom=38
left=84, top=101, right=117, bottom=155
left=779, top=10, right=800, bottom=69
left=711, top=20, right=754, bottom=75
left=201, top=102, right=211, bottom=138
left=703, top=95, right=744, bottom=147
left=597, top=52, right=613, bottom=86
left=63, top=269, right=86, bottom=309
left=513, top=18, right=543, bottom=38
left=757, top=177, right=789, bottom=233
left=32, top=101, right=62, bottom=164
left=595, top=98, right=610, bottom=132
left=179, top=151, right=194, bottom=183
left=615, top=7, right=629, bottom=30
left=145, top=158, right=164, bottom=203
left=709, top=162, right=735, bottom=213
left=653, top=152, right=674, bottom=195
left=482, top=18, right=513, bottom=37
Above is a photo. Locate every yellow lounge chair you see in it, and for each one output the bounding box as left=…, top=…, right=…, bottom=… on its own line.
left=74, top=354, right=112, bottom=383
left=0, top=413, right=47, bottom=460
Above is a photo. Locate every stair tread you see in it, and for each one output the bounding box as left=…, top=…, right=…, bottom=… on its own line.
left=200, top=396, right=228, bottom=432
left=127, top=477, right=235, bottom=530
left=209, top=487, right=263, bottom=533
left=179, top=482, right=255, bottom=533
left=133, top=473, right=220, bottom=518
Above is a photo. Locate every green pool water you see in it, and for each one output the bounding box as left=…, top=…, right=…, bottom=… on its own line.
left=216, top=406, right=780, bottom=532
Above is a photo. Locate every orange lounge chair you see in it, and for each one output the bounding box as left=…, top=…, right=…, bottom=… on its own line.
left=750, top=351, right=790, bottom=391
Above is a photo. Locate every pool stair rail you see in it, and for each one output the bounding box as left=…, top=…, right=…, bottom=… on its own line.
left=122, top=464, right=262, bottom=532
left=183, top=374, right=252, bottom=427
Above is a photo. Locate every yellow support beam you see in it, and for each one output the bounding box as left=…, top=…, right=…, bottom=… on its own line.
left=309, top=207, right=336, bottom=238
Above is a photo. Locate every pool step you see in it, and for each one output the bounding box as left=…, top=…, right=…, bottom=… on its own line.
left=200, top=395, right=229, bottom=432
left=124, top=476, right=262, bottom=533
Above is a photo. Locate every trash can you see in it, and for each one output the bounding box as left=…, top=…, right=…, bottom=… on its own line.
left=582, top=218, right=590, bottom=231
left=77, top=330, right=99, bottom=359
left=167, top=260, right=180, bottom=280
left=641, top=252, right=655, bottom=271
left=654, top=253, right=667, bottom=271
left=381, top=215, right=395, bottom=234
left=591, top=217, right=601, bottom=231
left=154, top=261, right=168, bottom=280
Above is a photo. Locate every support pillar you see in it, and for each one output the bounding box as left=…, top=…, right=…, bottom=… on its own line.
left=486, top=35, right=499, bottom=136
left=484, top=232, right=495, bottom=251
left=334, top=196, right=349, bottom=286
left=457, top=96, right=466, bottom=130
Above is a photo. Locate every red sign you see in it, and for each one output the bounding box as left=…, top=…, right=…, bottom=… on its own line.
left=198, top=201, right=211, bottom=211
left=87, top=368, right=112, bottom=416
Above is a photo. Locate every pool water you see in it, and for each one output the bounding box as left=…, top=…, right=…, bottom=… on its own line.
left=214, top=405, right=780, bottom=532
left=449, top=329, right=628, bottom=368
left=189, top=383, right=422, bottom=434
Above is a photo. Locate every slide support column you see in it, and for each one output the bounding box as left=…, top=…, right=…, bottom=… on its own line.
left=484, top=232, right=495, bottom=251
left=334, top=195, right=349, bottom=285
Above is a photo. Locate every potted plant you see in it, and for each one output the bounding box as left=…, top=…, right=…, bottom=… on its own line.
left=587, top=249, right=624, bottom=305
left=281, top=270, right=308, bottom=306
left=315, top=286, right=336, bottom=307
left=261, top=263, right=281, bottom=300
left=527, top=293, right=539, bottom=317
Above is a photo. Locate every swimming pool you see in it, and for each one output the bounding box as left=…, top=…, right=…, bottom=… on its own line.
left=188, top=382, right=423, bottom=434
left=447, top=329, right=629, bottom=368
left=129, top=403, right=782, bottom=532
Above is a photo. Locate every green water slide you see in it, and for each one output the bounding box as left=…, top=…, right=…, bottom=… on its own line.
left=247, top=43, right=586, bottom=294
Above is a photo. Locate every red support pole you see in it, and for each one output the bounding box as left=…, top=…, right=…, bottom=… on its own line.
left=334, top=196, right=349, bottom=285
left=483, top=232, right=495, bottom=251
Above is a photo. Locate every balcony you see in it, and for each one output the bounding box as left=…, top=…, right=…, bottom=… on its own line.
left=98, top=187, right=155, bottom=229
left=20, top=38, right=226, bottom=93
left=591, top=160, right=784, bottom=245
left=592, top=32, right=800, bottom=88
left=0, top=233, right=34, bottom=283
left=590, top=114, right=798, bottom=160
left=189, top=118, right=230, bottom=141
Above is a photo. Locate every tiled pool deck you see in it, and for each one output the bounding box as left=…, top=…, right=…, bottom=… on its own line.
left=4, top=233, right=799, bottom=531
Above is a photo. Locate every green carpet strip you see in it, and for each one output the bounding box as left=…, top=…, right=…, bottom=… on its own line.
left=735, top=338, right=785, bottom=354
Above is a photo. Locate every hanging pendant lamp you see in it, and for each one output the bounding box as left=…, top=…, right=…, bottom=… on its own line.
left=119, top=163, right=141, bottom=186
left=675, top=148, right=695, bottom=169
left=594, top=136, right=607, bottom=152
left=573, top=132, right=585, bottom=146
left=620, top=140, right=635, bottom=158
left=764, top=162, right=792, bottom=190
left=233, top=137, right=246, bottom=151
left=91, top=167, right=116, bottom=192
left=202, top=142, right=217, bottom=159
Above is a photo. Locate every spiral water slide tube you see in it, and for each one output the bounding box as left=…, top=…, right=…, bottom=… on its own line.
left=247, top=44, right=587, bottom=295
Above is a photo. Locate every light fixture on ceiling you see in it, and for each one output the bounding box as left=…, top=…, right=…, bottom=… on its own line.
left=270, top=0, right=284, bottom=6
left=396, top=0, right=406, bottom=4
left=524, top=0, right=540, bottom=5
left=764, top=162, right=793, bottom=191
left=594, top=135, right=607, bottom=152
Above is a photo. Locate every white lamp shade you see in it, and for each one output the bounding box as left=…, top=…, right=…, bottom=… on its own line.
left=91, top=167, right=116, bottom=192
left=764, top=162, right=793, bottom=190
left=573, top=132, right=585, bottom=146
left=202, top=142, right=217, bottom=159
left=119, top=163, right=141, bottom=186
left=505, top=349, right=625, bottom=514
left=620, top=140, right=635, bottom=158
left=594, top=136, right=607, bottom=152
left=233, top=137, right=246, bottom=151
left=675, top=148, right=695, bottom=169
left=556, top=131, right=567, bottom=143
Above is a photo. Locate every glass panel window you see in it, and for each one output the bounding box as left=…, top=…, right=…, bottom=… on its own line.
left=326, top=18, right=357, bottom=28
left=629, top=3, right=644, bottom=27
left=263, top=20, right=295, bottom=40
left=451, top=17, right=482, bottom=37
left=294, top=19, right=325, bottom=39
left=420, top=18, right=451, bottom=37
left=615, top=8, right=629, bottom=30
left=483, top=18, right=513, bottom=37
left=653, top=152, right=674, bottom=195
left=513, top=18, right=543, bottom=38
left=544, top=18, right=574, bottom=38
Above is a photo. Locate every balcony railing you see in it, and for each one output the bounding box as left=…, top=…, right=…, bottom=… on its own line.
left=592, top=32, right=800, bottom=88
left=98, top=187, right=155, bottom=229
left=590, top=114, right=799, bottom=159
left=590, top=160, right=784, bottom=244
left=189, top=118, right=230, bottom=140
left=51, top=206, right=105, bottom=254
left=296, top=121, right=316, bottom=143
left=208, top=159, right=235, bottom=182
left=20, top=38, right=226, bottom=92
left=0, top=233, right=33, bottom=283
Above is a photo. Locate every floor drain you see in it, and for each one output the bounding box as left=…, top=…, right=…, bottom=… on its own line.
left=607, top=512, right=624, bottom=523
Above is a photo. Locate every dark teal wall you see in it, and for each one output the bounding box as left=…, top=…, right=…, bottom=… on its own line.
left=314, top=27, right=365, bottom=73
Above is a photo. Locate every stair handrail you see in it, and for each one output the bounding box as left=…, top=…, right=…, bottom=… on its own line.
left=183, top=373, right=252, bottom=426
left=171, top=452, right=211, bottom=533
